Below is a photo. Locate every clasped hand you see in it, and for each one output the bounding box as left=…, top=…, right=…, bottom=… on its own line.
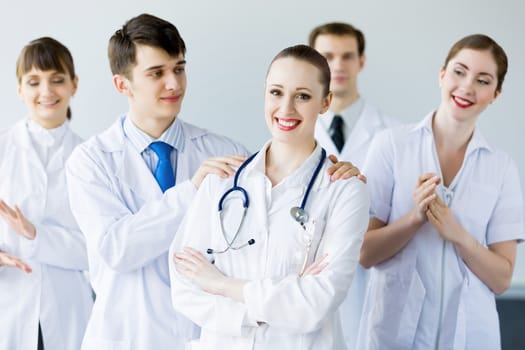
left=412, top=173, right=466, bottom=243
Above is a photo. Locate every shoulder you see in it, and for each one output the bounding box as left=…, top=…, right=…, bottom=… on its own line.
left=361, top=100, right=400, bottom=128
left=476, top=142, right=518, bottom=185
left=0, top=120, right=24, bottom=139
left=180, top=119, right=250, bottom=156
left=66, top=127, right=84, bottom=145
left=320, top=158, right=369, bottom=202
left=68, top=119, right=123, bottom=168
left=374, top=120, right=421, bottom=146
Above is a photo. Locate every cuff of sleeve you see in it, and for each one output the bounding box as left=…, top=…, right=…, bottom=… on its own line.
left=487, top=223, right=525, bottom=245
left=371, top=201, right=391, bottom=223
left=19, top=226, right=42, bottom=259
left=214, top=296, right=257, bottom=336
left=243, top=280, right=265, bottom=324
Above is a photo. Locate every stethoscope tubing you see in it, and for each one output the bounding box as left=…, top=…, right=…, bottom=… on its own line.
left=210, top=148, right=326, bottom=256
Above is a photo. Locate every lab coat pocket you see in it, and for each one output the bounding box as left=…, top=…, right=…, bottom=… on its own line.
left=372, top=255, right=425, bottom=348
left=289, top=219, right=326, bottom=274
left=397, top=270, right=425, bottom=345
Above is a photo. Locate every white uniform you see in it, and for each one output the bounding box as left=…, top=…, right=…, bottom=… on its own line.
left=66, top=115, right=248, bottom=350
left=0, top=119, right=92, bottom=350
left=357, top=112, right=525, bottom=350
left=315, top=98, right=398, bottom=349
left=169, top=142, right=370, bottom=350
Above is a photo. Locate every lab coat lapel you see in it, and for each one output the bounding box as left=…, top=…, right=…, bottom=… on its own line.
left=99, top=118, right=162, bottom=202
left=314, top=121, right=339, bottom=156
left=342, top=103, right=376, bottom=158
left=12, top=120, right=46, bottom=177
left=48, top=126, right=78, bottom=173
left=116, top=140, right=163, bottom=201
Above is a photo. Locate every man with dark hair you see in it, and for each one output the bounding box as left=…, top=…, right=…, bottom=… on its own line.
left=66, top=14, right=249, bottom=349
left=309, top=22, right=398, bottom=350
left=67, top=14, right=361, bottom=349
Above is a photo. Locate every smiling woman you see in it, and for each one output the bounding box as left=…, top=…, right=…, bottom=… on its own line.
left=0, top=37, right=92, bottom=350
left=358, top=34, right=524, bottom=350
left=168, top=45, right=370, bottom=350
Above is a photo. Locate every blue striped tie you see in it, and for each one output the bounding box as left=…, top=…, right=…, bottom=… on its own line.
left=149, top=141, right=175, bottom=192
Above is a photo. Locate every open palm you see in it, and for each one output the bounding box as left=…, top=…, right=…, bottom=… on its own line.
left=0, top=199, right=36, bottom=240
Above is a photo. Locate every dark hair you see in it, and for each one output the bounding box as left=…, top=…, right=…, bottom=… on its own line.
left=444, top=34, right=508, bottom=92
left=308, top=22, right=365, bottom=56
left=16, top=37, right=76, bottom=120
left=268, top=45, right=331, bottom=97
left=108, top=13, right=186, bottom=78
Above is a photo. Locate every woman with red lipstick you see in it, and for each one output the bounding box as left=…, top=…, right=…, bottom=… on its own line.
left=0, top=37, right=92, bottom=350
left=357, top=34, right=524, bottom=349
left=168, top=45, right=370, bottom=349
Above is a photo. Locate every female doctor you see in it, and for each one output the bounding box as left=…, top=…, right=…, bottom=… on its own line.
left=168, top=45, right=370, bottom=349
left=357, top=34, right=524, bottom=349
left=0, top=37, right=92, bottom=350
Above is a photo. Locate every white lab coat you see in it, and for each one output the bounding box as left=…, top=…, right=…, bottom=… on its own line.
left=169, top=142, right=370, bottom=350
left=357, top=112, right=525, bottom=350
left=315, top=99, right=398, bottom=349
left=315, top=99, right=398, bottom=169
left=66, top=115, right=248, bottom=350
left=0, top=119, right=92, bottom=350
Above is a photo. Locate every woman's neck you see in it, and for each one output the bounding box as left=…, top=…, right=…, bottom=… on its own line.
left=31, top=115, right=67, bottom=130
left=265, top=139, right=316, bottom=187
left=432, top=108, right=475, bottom=152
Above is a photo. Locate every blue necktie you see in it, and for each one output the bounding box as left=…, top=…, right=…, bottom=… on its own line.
left=149, top=141, right=175, bottom=192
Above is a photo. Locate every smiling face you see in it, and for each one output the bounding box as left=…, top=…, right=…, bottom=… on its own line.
left=114, top=44, right=186, bottom=128
left=18, top=68, right=77, bottom=129
left=264, top=57, right=331, bottom=148
left=439, top=48, right=500, bottom=123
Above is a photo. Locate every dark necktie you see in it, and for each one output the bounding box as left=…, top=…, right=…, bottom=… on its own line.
left=149, top=141, right=175, bottom=192
left=329, top=114, right=345, bottom=152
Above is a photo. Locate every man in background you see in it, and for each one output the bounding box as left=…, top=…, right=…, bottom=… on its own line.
left=309, top=22, right=399, bottom=349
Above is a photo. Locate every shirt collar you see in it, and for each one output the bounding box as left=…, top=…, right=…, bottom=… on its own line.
left=412, top=111, right=493, bottom=154
left=123, top=115, right=185, bottom=154
left=26, top=118, right=69, bottom=147
left=320, top=96, right=364, bottom=129
left=246, top=140, right=325, bottom=188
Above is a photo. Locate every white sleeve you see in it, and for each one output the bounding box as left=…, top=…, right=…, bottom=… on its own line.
left=169, top=176, right=258, bottom=337
left=19, top=223, right=88, bottom=270
left=66, top=145, right=196, bottom=273
left=243, top=179, right=370, bottom=333
left=362, top=129, right=395, bottom=222
left=486, top=157, right=525, bottom=244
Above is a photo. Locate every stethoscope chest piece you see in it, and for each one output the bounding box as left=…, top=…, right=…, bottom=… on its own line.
left=290, top=206, right=309, bottom=226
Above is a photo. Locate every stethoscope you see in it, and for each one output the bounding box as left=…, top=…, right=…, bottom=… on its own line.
left=206, top=148, right=327, bottom=259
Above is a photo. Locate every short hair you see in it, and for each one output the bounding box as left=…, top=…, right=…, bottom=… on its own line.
left=268, top=44, right=331, bottom=97
left=16, top=37, right=76, bottom=119
left=108, top=13, right=186, bottom=78
left=308, top=22, right=365, bottom=56
left=443, top=34, right=507, bottom=92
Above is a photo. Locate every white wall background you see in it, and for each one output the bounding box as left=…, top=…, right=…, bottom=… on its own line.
left=1, top=0, right=524, bottom=287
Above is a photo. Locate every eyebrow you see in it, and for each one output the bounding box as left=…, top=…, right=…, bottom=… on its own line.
left=455, top=62, right=495, bottom=78
left=144, top=59, right=187, bottom=73
left=25, top=71, right=65, bottom=78
left=269, top=84, right=313, bottom=92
